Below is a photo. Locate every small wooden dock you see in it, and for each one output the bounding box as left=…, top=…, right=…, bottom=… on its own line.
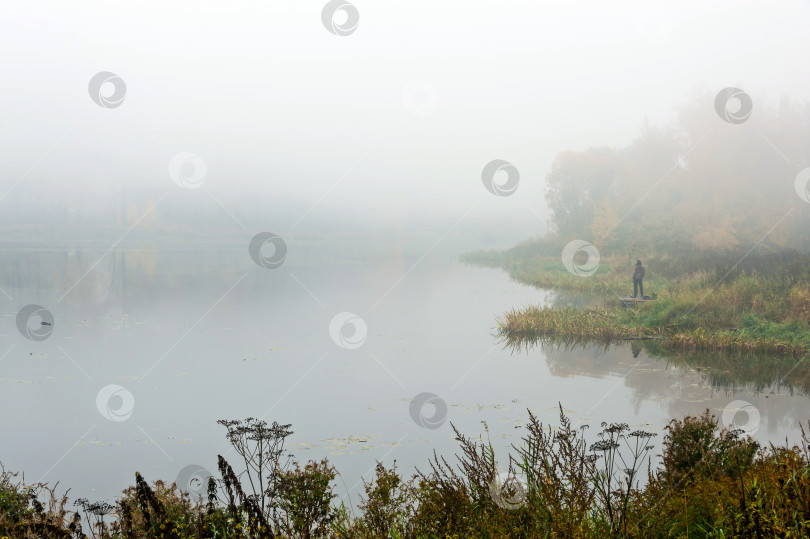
left=619, top=296, right=655, bottom=307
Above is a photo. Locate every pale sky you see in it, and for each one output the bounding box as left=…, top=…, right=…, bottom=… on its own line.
left=2, top=0, right=809, bottom=235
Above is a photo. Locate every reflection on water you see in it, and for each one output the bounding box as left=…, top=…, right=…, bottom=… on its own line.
left=501, top=332, right=810, bottom=396
left=500, top=333, right=810, bottom=448
left=2, top=236, right=810, bottom=508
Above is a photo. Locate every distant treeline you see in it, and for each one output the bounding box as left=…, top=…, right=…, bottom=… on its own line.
left=538, top=92, right=810, bottom=256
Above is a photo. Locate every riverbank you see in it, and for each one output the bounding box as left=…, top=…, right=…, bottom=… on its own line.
left=5, top=410, right=810, bottom=538
left=464, top=247, right=810, bottom=356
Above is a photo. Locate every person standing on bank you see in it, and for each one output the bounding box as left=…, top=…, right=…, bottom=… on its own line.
left=632, top=260, right=645, bottom=298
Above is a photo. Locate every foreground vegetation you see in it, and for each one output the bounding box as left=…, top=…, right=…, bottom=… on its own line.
left=5, top=410, right=810, bottom=537
left=463, top=245, right=810, bottom=356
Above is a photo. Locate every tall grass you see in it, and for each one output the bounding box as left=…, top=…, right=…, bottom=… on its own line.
left=497, top=305, right=653, bottom=343
left=6, top=410, right=810, bottom=537
left=486, top=249, right=810, bottom=356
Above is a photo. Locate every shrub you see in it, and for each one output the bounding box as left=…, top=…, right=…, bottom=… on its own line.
left=352, top=461, right=410, bottom=538
left=0, top=464, right=81, bottom=538
left=277, top=459, right=337, bottom=538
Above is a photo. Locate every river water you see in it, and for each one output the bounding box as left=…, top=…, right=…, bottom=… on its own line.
left=2, top=234, right=809, bottom=507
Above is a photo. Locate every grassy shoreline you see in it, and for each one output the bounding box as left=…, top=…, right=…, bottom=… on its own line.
left=7, top=410, right=810, bottom=537
left=464, top=247, right=810, bottom=356
left=497, top=304, right=810, bottom=356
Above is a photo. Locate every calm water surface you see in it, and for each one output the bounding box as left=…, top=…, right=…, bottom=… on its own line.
left=2, top=236, right=808, bottom=506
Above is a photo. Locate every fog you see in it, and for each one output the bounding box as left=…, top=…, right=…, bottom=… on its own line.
left=4, top=0, right=810, bottom=514
left=2, top=0, right=810, bottom=247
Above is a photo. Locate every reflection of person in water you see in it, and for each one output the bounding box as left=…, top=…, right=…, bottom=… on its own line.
left=630, top=340, right=642, bottom=358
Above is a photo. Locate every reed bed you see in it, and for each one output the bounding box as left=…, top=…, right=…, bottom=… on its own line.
left=497, top=305, right=654, bottom=342
left=498, top=301, right=810, bottom=356
left=666, top=328, right=801, bottom=356
left=486, top=249, right=810, bottom=357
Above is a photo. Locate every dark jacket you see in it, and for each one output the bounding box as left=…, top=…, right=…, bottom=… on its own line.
left=633, top=264, right=645, bottom=280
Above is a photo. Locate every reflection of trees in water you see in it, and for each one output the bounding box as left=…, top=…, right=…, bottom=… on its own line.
left=0, top=245, right=248, bottom=312
left=500, top=334, right=810, bottom=437
left=502, top=334, right=810, bottom=395
left=642, top=341, right=810, bottom=395
left=2, top=247, right=133, bottom=306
